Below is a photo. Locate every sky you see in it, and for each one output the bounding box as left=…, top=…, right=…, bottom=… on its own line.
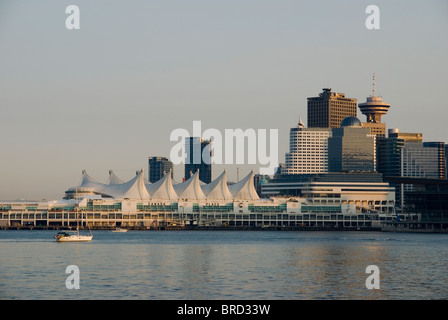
left=0, top=0, right=447, bottom=200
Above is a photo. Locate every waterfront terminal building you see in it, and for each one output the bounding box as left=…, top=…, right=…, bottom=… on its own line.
left=0, top=167, right=396, bottom=230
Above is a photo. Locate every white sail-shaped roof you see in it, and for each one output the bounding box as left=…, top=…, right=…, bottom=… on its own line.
left=147, top=170, right=178, bottom=200
left=108, top=170, right=124, bottom=185
left=173, top=170, right=206, bottom=200
left=74, top=170, right=150, bottom=200
left=105, top=169, right=151, bottom=200
left=68, top=169, right=262, bottom=202
left=201, top=170, right=233, bottom=200
left=77, top=170, right=107, bottom=190
left=228, top=170, right=260, bottom=201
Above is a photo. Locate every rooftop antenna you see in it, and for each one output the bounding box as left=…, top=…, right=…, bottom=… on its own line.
left=372, top=73, right=376, bottom=97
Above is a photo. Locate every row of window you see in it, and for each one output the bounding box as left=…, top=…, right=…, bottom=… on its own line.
left=1, top=213, right=391, bottom=221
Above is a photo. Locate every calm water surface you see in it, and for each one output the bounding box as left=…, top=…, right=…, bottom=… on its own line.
left=0, top=230, right=447, bottom=300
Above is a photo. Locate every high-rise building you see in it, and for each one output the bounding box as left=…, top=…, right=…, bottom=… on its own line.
left=185, top=137, right=212, bottom=183
left=445, top=145, right=448, bottom=179
left=376, top=129, right=423, bottom=177
left=377, top=129, right=446, bottom=210
left=328, top=116, right=376, bottom=172
left=148, top=157, right=173, bottom=183
left=423, top=142, right=446, bottom=179
left=401, top=143, right=442, bottom=178
left=281, top=118, right=332, bottom=174
left=376, top=129, right=445, bottom=178
left=307, top=88, right=357, bottom=128
left=358, top=74, right=390, bottom=138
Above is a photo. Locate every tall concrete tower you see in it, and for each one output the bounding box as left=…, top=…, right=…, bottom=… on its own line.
left=358, top=74, right=391, bottom=137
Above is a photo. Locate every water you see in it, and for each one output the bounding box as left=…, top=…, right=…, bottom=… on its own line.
left=0, top=230, right=447, bottom=300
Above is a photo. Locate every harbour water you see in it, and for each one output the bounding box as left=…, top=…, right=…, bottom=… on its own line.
left=1, top=230, right=447, bottom=300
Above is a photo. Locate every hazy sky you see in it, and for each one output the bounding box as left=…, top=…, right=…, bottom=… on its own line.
left=1, top=0, right=447, bottom=200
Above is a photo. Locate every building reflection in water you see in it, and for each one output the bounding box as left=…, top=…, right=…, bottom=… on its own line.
left=283, top=242, right=389, bottom=299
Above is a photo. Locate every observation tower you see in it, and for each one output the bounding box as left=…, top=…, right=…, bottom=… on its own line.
left=358, top=73, right=391, bottom=123
left=358, top=74, right=391, bottom=137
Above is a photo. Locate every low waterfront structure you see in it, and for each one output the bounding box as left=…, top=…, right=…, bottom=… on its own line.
left=0, top=168, right=398, bottom=229
left=261, top=172, right=396, bottom=221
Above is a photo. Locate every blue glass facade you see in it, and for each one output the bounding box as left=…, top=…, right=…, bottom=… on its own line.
left=185, top=137, right=212, bottom=183
left=328, top=126, right=376, bottom=172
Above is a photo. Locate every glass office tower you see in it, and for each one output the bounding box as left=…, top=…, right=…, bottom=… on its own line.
left=328, top=116, right=376, bottom=172
left=376, top=129, right=446, bottom=210
left=148, top=157, right=173, bottom=183
left=377, top=129, right=444, bottom=179
left=185, top=137, right=212, bottom=183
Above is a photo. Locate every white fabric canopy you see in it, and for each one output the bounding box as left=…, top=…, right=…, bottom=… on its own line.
left=201, top=170, right=233, bottom=200
left=72, top=169, right=151, bottom=200
left=69, top=169, right=259, bottom=201
left=173, top=170, right=206, bottom=200
left=228, top=170, right=260, bottom=201
left=108, top=170, right=124, bottom=185
left=146, top=170, right=178, bottom=200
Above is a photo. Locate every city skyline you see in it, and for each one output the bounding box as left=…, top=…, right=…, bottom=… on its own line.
left=1, top=0, right=447, bottom=200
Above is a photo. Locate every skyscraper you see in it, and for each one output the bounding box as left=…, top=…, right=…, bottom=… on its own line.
left=148, top=157, right=173, bottom=183
left=377, top=129, right=426, bottom=177
left=377, top=130, right=445, bottom=180
left=445, top=145, right=448, bottom=179
left=282, top=118, right=332, bottom=174
left=422, top=142, right=446, bottom=179
left=358, top=74, right=390, bottom=138
left=185, top=137, right=212, bottom=183
left=376, top=129, right=446, bottom=210
left=328, top=116, right=376, bottom=172
left=307, top=88, right=357, bottom=129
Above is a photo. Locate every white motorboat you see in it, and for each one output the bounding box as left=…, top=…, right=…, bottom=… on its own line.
left=111, top=228, right=128, bottom=233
